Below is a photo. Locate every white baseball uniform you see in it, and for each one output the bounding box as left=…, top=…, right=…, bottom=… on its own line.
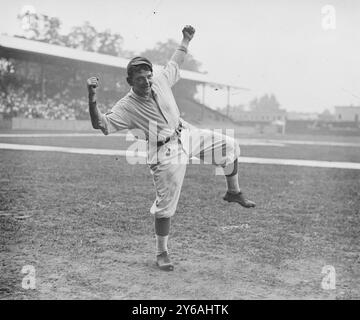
left=98, top=48, right=240, bottom=218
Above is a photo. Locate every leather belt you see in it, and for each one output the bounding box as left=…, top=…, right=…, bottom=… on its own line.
left=157, top=122, right=183, bottom=147
left=157, top=136, right=171, bottom=147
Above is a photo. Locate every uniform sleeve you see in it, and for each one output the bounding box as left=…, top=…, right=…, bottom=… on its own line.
left=98, top=103, right=133, bottom=135
left=157, top=60, right=181, bottom=88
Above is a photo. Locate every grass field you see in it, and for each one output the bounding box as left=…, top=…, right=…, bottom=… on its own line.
left=1, top=134, right=360, bottom=162
left=0, top=132, right=359, bottom=299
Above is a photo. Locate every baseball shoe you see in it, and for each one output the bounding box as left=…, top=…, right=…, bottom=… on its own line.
left=223, top=191, right=256, bottom=208
left=156, top=251, right=174, bottom=271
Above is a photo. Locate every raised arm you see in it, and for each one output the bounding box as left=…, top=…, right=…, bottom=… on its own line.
left=170, top=25, right=196, bottom=67
left=86, top=76, right=103, bottom=129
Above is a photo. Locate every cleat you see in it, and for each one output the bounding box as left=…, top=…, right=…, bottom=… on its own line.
left=156, top=251, right=174, bottom=271
left=223, top=191, right=256, bottom=208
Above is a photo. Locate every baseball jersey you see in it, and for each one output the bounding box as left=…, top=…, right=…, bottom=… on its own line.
left=98, top=59, right=182, bottom=142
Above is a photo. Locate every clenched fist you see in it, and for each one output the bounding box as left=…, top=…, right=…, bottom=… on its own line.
left=87, top=76, right=99, bottom=95
left=182, top=25, right=195, bottom=42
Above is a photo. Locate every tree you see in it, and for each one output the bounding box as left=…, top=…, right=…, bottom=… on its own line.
left=17, top=6, right=40, bottom=39
left=249, top=97, right=258, bottom=110
left=17, top=13, right=129, bottom=57
left=96, top=29, right=123, bottom=56
left=249, top=94, right=281, bottom=111
left=65, top=21, right=98, bottom=52
left=41, top=16, right=65, bottom=45
left=17, top=12, right=65, bottom=45
left=318, top=108, right=334, bottom=121
left=269, top=94, right=280, bottom=110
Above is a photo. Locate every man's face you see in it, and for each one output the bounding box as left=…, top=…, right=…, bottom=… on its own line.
left=131, top=69, right=153, bottom=98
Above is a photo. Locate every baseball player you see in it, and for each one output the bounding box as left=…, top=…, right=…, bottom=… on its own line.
left=87, top=25, right=255, bottom=271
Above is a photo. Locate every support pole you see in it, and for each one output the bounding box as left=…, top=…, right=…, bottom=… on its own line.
left=226, top=86, right=230, bottom=117
left=282, top=116, right=286, bottom=135
left=201, top=83, right=205, bottom=120
left=40, top=64, right=46, bottom=103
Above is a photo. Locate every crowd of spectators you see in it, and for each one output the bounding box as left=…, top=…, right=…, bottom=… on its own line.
left=0, top=58, right=125, bottom=121
left=0, top=86, right=116, bottom=121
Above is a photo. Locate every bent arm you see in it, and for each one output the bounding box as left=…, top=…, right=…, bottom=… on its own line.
left=87, top=76, right=107, bottom=132
left=88, top=92, right=103, bottom=129
left=170, top=38, right=190, bottom=67
left=86, top=77, right=131, bottom=135
left=170, top=25, right=195, bottom=67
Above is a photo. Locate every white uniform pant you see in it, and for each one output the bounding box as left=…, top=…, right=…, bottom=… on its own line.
left=149, top=124, right=240, bottom=219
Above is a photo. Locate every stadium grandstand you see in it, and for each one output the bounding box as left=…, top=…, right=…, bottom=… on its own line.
left=0, top=34, right=245, bottom=130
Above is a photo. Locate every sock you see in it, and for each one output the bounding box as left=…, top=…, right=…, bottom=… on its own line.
left=225, top=174, right=241, bottom=194
left=155, top=217, right=170, bottom=235
left=154, top=217, right=170, bottom=256
left=156, top=235, right=169, bottom=256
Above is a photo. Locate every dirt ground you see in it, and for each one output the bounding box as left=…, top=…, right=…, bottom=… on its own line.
left=0, top=134, right=359, bottom=299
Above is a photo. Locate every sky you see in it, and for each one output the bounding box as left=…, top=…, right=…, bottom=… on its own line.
left=0, top=0, right=359, bottom=113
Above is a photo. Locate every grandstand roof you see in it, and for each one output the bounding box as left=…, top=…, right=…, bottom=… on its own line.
left=0, top=34, right=248, bottom=90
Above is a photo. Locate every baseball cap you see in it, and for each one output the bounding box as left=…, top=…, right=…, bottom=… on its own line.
left=127, top=57, right=153, bottom=75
